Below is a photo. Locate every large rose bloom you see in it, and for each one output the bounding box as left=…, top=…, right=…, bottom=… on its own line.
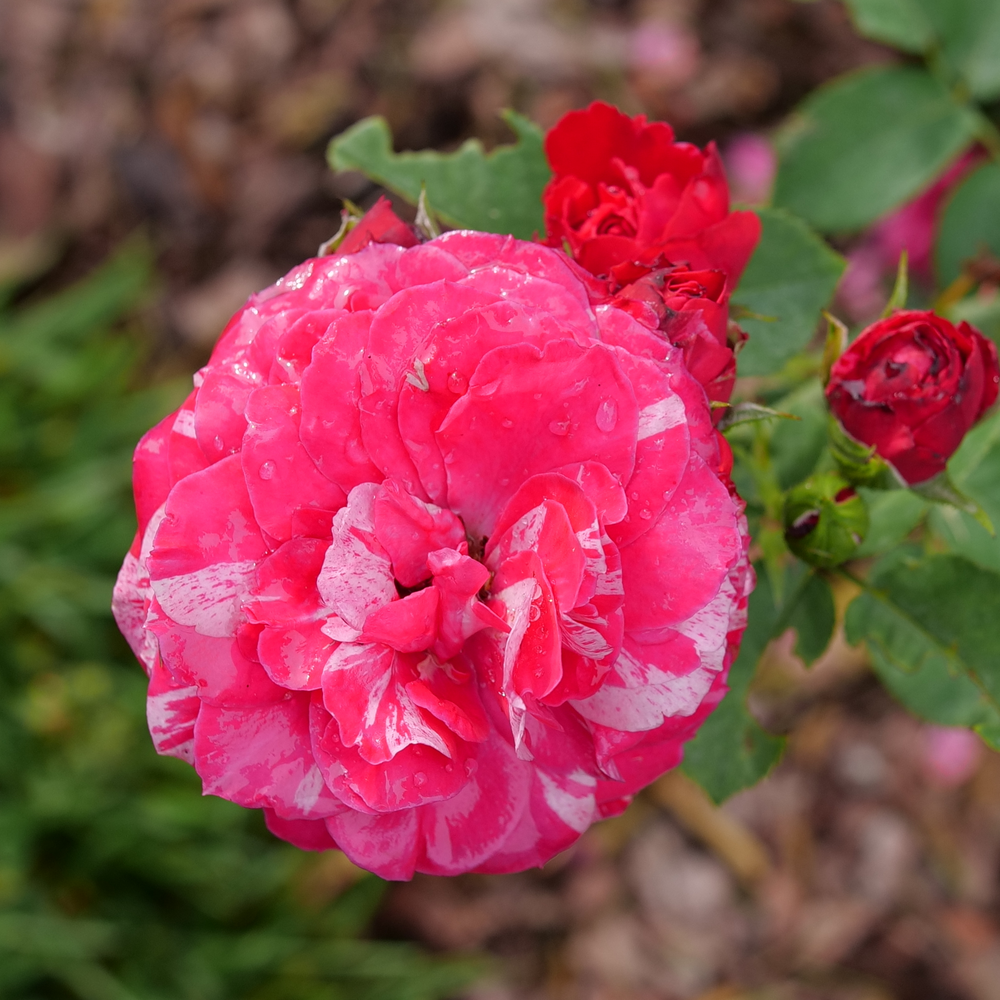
left=114, top=230, right=751, bottom=878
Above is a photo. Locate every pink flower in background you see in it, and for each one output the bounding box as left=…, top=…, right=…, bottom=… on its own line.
left=839, top=148, right=982, bottom=321
left=113, top=222, right=751, bottom=879
left=870, top=149, right=981, bottom=284
left=723, top=134, right=776, bottom=206
left=923, top=726, right=982, bottom=787
left=627, top=20, right=700, bottom=87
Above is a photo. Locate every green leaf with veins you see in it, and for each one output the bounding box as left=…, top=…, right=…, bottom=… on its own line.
left=327, top=111, right=550, bottom=240
left=845, top=550, right=1000, bottom=747
left=774, top=66, right=979, bottom=233
left=733, top=209, right=845, bottom=376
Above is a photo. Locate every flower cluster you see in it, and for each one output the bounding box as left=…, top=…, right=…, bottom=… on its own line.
left=543, top=101, right=761, bottom=406
left=114, top=227, right=751, bottom=878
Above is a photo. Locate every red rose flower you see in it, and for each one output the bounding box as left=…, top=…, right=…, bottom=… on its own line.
left=826, top=310, right=1000, bottom=484
left=542, top=102, right=760, bottom=291
left=611, top=265, right=742, bottom=406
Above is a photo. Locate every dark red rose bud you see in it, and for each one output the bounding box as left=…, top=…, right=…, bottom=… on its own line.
left=826, top=310, right=1000, bottom=485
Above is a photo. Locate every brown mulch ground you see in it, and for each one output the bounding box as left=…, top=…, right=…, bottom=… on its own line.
left=5, top=3, right=997, bottom=999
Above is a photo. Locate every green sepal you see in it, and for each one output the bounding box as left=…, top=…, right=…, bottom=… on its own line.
left=414, top=185, right=441, bottom=240
left=881, top=249, right=909, bottom=316
left=717, top=401, right=800, bottom=433
left=828, top=415, right=897, bottom=487
left=317, top=200, right=366, bottom=256
left=820, top=310, right=848, bottom=386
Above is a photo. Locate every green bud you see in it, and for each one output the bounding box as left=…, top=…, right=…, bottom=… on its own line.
left=783, top=472, right=869, bottom=570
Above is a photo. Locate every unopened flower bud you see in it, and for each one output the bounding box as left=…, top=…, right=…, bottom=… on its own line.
left=783, top=472, right=869, bottom=569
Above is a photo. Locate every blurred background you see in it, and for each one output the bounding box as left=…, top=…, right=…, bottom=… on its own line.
left=1, top=1, right=997, bottom=998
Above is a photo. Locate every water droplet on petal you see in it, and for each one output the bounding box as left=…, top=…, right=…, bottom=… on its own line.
left=213, top=435, right=224, bottom=453
left=502, top=418, right=513, bottom=428
left=414, top=771, right=427, bottom=787
left=258, top=460, right=276, bottom=480
left=533, top=393, right=543, bottom=401
left=464, top=759, right=477, bottom=777
left=549, top=420, right=570, bottom=436
left=639, top=508, right=652, bottom=520
left=630, top=491, right=639, bottom=500
left=447, top=370, right=468, bottom=394
left=529, top=604, right=541, bottom=622
left=443, top=451, right=456, bottom=465
left=596, top=398, right=618, bottom=432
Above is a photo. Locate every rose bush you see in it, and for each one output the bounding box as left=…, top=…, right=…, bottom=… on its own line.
left=541, top=101, right=759, bottom=407
left=826, top=310, right=1000, bottom=485
left=113, top=224, right=751, bottom=879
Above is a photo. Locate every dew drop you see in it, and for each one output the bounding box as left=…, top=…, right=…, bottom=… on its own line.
left=464, top=759, right=477, bottom=777
left=639, top=508, right=653, bottom=520
left=443, top=451, right=456, bottom=465
left=630, top=491, right=640, bottom=500
left=549, top=420, right=570, bottom=436
left=258, top=460, right=276, bottom=480
left=413, top=771, right=427, bottom=787
left=596, top=398, right=618, bottom=432
left=499, top=478, right=509, bottom=486
left=447, top=370, right=468, bottom=394
left=533, top=393, right=543, bottom=401
left=501, top=418, right=513, bottom=428
left=529, top=604, right=541, bottom=622
left=213, top=435, right=224, bottom=453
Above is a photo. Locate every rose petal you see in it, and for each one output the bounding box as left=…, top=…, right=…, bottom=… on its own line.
left=439, top=339, right=638, bottom=537
left=243, top=383, right=347, bottom=542
left=299, top=310, right=384, bottom=492
left=321, top=642, right=451, bottom=763
left=148, top=455, right=269, bottom=638
left=317, top=483, right=395, bottom=630
left=371, top=479, right=466, bottom=587
left=194, top=693, right=343, bottom=820
left=620, top=455, right=739, bottom=636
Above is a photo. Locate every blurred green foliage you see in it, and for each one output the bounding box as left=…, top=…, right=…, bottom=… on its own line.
left=0, top=243, right=482, bottom=999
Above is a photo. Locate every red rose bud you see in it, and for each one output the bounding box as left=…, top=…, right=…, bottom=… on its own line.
left=612, top=265, right=739, bottom=406
left=542, top=101, right=761, bottom=292
left=783, top=473, right=869, bottom=570
left=322, top=196, right=420, bottom=256
left=826, top=310, right=1000, bottom=485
